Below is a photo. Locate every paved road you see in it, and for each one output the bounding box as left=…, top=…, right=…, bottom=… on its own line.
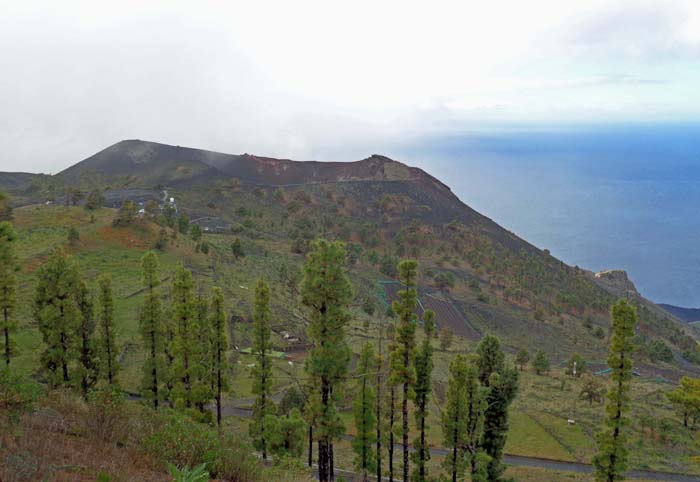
left=227, top=402, right=699, bottom=482
left=128, top=391, right=698, bottom=482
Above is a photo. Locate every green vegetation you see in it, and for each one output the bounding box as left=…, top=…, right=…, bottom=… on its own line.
left=390, top=259, right=419, bottom=482
left=593, top=300, right=637, bottom=482
left=0, top=221, right=16, bottom=366
left=250, top=277, right=274, bottom=460
left=139, top=251, right=165, bottom=409
left=97, top=273, right=119, bottom=385
left=412, top=309, right=435, bottom=482
left=477, top=334, right=519, bottom=481
left=352, top=342, right=377, bottom=481
left=1, top=196, right=699, bottom=481
left=302, top=240, right=352, bottom=482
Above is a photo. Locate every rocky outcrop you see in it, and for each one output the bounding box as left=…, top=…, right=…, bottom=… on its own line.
left=593, top=269, right=640, bottom=300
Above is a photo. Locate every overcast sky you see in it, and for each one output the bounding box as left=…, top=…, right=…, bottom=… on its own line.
left=1, top=0, right=699, bottom=173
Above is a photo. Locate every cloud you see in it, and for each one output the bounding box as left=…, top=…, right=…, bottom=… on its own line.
left=0, top=0, right=698, bottom=172
left=564, top=1, right=700, bottom=59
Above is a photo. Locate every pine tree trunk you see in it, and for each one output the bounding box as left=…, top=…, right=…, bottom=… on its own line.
left=4, top=305, right=10, bottom=365
left=389, top=386, right=395, bottom=482
left=150, top=330, right=159, bottom=410
left=105, top=321, right=113, bottom=384
left=419, top=402, right=426, bottom=481
left=61, top=330, right=69, bottom=382
left=318, top=440, right=328, bottom=482
left=216, top=364, right=222, bottom=428
left=308, top=425, right=313, bottom=467
left=319, top=376, right=331, bottom=481
left=81, top=327, right=89, bottom=398
left=330, top=442, right=335, bottom=481
left=376, top=377, right=382, bottom=482
left=3, top=326, right=9, bottom=366
left=403, top=381, right=409, bottom=482
left=376, top=327, right=382, bottom=482
left=261, top=352, right=267, bottom=460
left=452, top=425, right=458, bottom=482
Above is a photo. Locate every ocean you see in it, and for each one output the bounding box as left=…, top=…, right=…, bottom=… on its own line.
left=389, top=123, right=700, bottom=307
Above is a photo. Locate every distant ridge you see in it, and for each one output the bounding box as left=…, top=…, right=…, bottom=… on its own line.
left=56, top=139, right=449, bottom=189
left=659, top=304, right=700, bottom=323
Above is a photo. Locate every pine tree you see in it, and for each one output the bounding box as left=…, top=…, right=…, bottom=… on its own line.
left=250, top=277, right=275, bottom=460
left=442, top=355, right=469, bottom=482
left=139, top=251, right=164, bottom=409
left=464, top=360, right=489, bottom=480
left=390, top=259, right=419, bottom=482
left=593, top=300, right=637, bottom=482
left=209, top=287, right=230, bottom=428
left=385, top=382, right=398, bottom=482
left=75, top=277, right=99, bottom=398
left=667, top=376, right=700, bottom=428
left=411, top=310, right=435, bottom=482
left=302, top=240, right=352, bottom=482
left=375, top=317, right=385, bottom=482
left=193, top=293, right=213, bottom=415
left=170, top=264, right=199, bottom=409
left=477, top=334, right=519, bottom=482
left=266, top=408, right=307, bottom=459
left=515, top=348, right=530, bottom=371
left=0, top=222, right=17, bottom=367
left=353, top=342, right=377, bottom=482
left=231, top=238, right=245, bottom=259
left=97, top=274, right=119, bottom=385
left=533, top=350, right=550, bottom=375
left=34, top=249, right=80, bottom=387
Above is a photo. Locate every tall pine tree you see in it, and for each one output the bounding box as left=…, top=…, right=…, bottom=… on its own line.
left=477, top=334, right=519, bottom=482
left=593, top=300, right=637, bottom=482
left=170, top=264, right=200, bottom=409
left=353, top=342, right=377, bottom=482
left=390, top=259, right=419, bottom=482
left=34, top=249, right=80, bottom=387
left=411, top=310, right=435, bottom=482
left=209, top=287, right=229, bottom=429
left=375, top=316, right=385, bottom=482
left=442, top=355, right=469, bottom=482
left=75, top=278, right=99, bottom=398
left=139, top=251, right=164, bottom=409
left=193, top=293, right=213, bottom=415
left=302, top=240, right=352, bottom=482
left=0, top=222, right=16, bottom=366
left=97, top=274, right=119, bottom=385
left=250, top=277, right=275, bottom=460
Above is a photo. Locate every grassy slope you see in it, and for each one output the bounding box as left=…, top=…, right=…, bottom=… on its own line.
left=9, top=204, right=700, bottom=478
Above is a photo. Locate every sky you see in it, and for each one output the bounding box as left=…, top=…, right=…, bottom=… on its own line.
left=1, top=0, right=699, bottom=173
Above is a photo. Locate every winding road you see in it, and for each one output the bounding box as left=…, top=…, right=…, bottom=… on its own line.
left=222, top=402, right=699, bottom=482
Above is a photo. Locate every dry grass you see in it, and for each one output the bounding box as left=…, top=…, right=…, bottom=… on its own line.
left=1, top=391, right=167, bottom=482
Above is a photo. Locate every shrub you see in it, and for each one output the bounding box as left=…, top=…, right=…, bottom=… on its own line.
left=649, top=339, right=673, bottom=363
left=83, top=387, right=133, bottom=444
left=168, top=463, right=209, bottom=482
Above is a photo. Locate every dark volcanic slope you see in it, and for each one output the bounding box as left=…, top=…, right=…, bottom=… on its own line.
left=59, top=140, right=537, bottom=255
left=57, top=140, right=223, bottom=188
left=59, top=139, right=451, bottom=188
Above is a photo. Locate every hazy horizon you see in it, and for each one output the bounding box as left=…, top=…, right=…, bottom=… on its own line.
left=2, top=1, right=700, bottom=173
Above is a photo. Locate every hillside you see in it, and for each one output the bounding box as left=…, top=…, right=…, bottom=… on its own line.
left=2, top=139, right=699, bottom=367
left=4, top=140, right=700, bottom=479
left=5, top=205, right=700, bottom=479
